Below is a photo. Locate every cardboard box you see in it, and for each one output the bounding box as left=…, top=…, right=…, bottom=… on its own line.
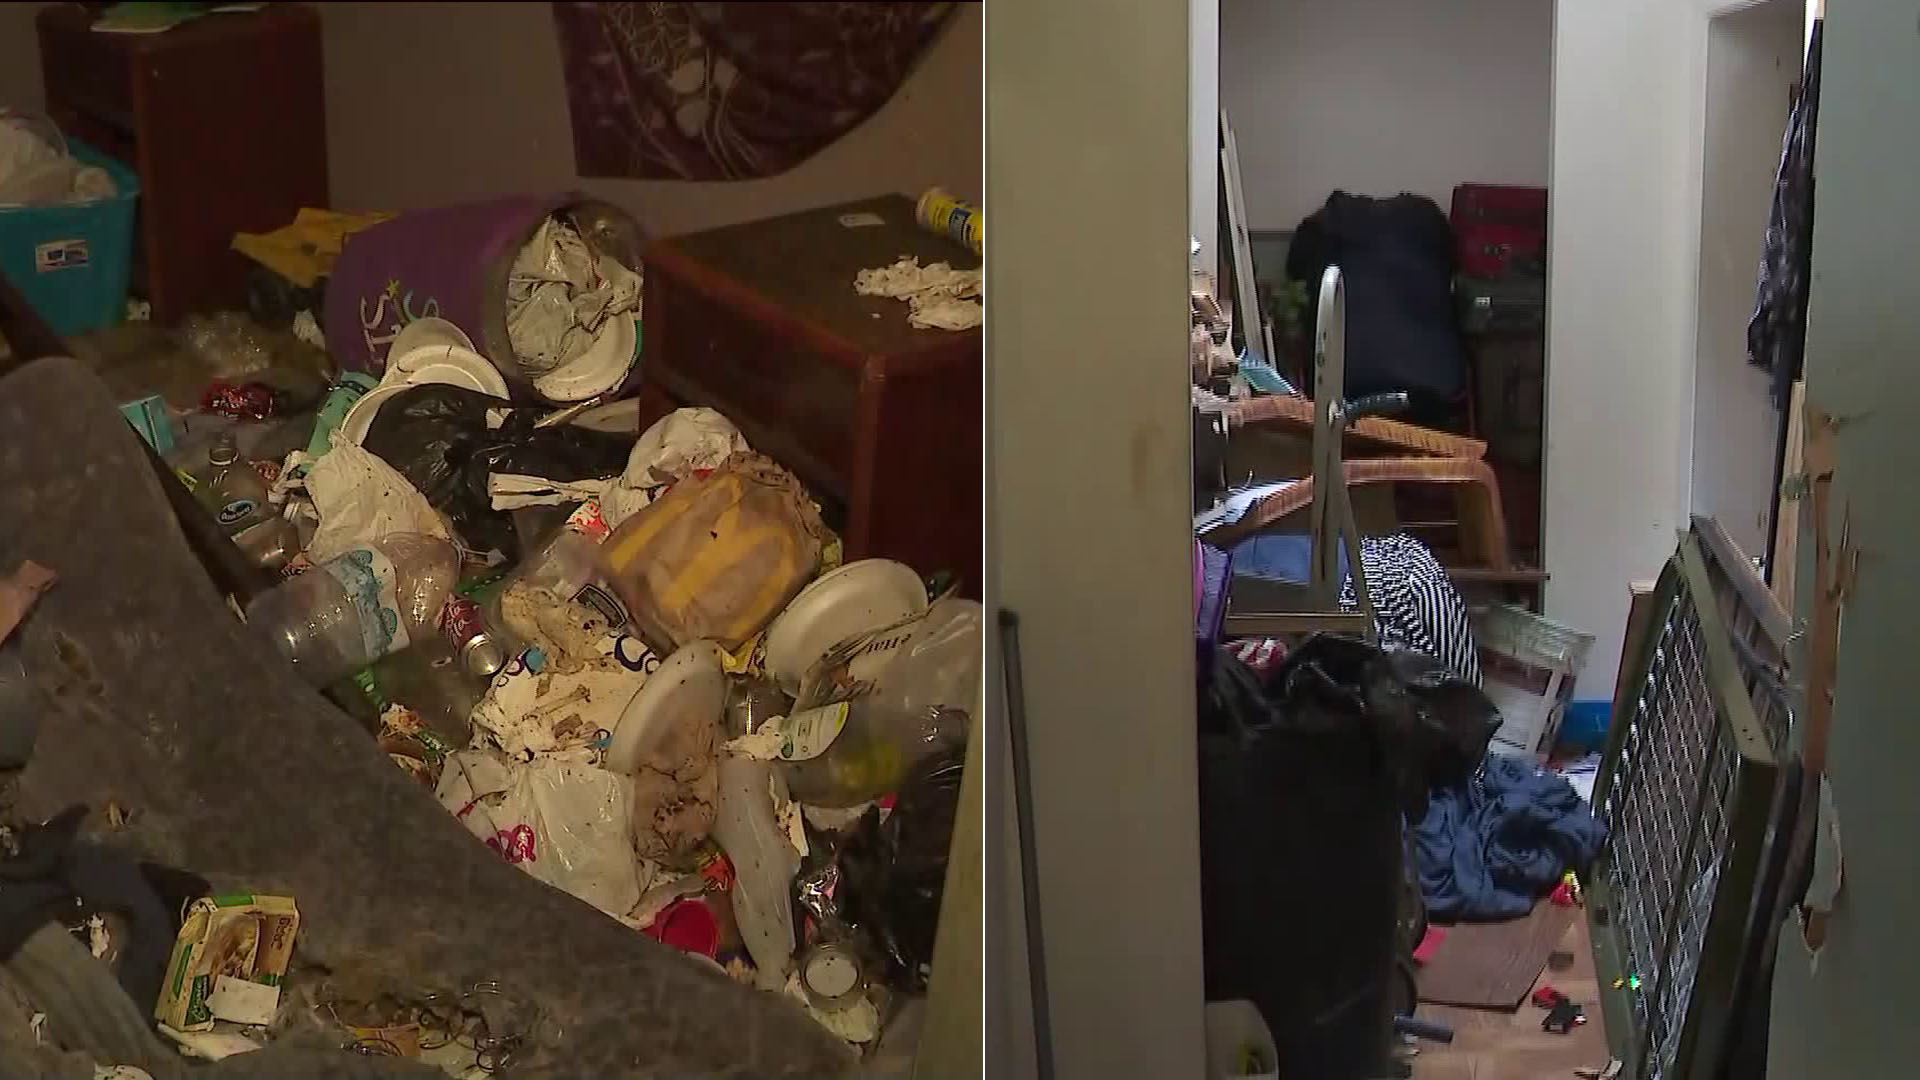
left=154, top=894, right=299, bottom=1031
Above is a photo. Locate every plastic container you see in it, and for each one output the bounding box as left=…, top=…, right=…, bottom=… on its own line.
left=0, top=135, right=139, bottom=336
left=198, top=432, right=270, bottom=534
left=1472, top=604, right=1595, bottom=758
left=365, top=637, right=482, bottom=747
left=245, top=534, right=459, bottom=687
left=484, top=525, right=628, bottom=646
left=1204, top=1000, right=1281, bottom=1080
left=780, top=597, right=982, bottom=808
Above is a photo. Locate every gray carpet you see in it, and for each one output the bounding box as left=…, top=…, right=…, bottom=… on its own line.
left=0, top=356, right=852, bottom=1078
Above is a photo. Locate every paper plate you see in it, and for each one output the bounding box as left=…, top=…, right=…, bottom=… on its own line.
left=334, top=383, right=414, bottom=447
left=604, top=639, right=727, bottom=775
left=763, top=559, right=929, bottom=695
left=387, top=316, right=475, bottom=364
left=386, top=343, right=511, bottom=399
left=533, top=312, right=638, bottom=404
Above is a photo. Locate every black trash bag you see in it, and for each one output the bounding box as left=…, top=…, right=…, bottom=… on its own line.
left=1195, top=636, right=1498, bottom=1080
left=1271, top=634, right=1500, bottom=816
left=835, top=745, right=965, bottom=992
left=362, top=384, right=634, bottom=561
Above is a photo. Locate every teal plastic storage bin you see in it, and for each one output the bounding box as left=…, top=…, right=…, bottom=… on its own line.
left=0, top=137, right=140, bottom=336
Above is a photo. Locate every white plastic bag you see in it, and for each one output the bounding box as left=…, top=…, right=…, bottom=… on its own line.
left=437, top=750, right=644, bottom=918
left=304, top=442, right=453, bottom=562
left=0, top=110, right=114, bottom=207
left=506, top=217, right=641, bottom=378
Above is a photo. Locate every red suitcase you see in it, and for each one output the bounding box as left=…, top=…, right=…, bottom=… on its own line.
left=1450, top=184, right=1547, bottom=279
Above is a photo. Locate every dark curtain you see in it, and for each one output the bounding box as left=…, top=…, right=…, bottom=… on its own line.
left=551, top=2, right=959, bottom=182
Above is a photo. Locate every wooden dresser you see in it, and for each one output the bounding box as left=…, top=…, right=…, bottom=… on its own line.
left=637, top=195, right=983, bottom=592
left=36, top=3, right=328, bottom=323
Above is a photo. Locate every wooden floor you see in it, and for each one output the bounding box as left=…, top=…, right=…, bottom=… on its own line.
left=1410, top=916, right=1614, bottom=1079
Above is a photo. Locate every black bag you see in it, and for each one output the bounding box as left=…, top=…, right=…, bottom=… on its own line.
left=1197, top=637, right=1496, bottom=1078
left=362, top=384, right=634, bottom=561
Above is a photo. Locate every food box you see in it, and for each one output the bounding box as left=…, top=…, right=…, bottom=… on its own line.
left=154, top=894, right=300, bottom=1031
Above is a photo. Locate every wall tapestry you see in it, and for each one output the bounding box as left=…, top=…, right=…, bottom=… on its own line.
left=552, top=1, right=958, bottom=182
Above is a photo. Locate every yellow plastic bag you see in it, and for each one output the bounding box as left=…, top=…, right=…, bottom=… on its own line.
left=600, top=452, right=830, bottom=653
left=231, top=208, right=396, bottom=289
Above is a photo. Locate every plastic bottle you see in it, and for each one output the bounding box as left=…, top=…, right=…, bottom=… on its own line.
left=364, top=637, right=484, bottom=747
left=245, top=533, right=460, bottom=687
left=486, top=526, right=628, bottom=634
left=780, top=598, right=982, bottom=808
left=200, top=432, right=270, bottom=534
left=712, top=756, right=799, bottom=991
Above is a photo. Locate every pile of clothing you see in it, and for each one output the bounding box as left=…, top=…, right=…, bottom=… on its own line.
left=1412, top=753, right=1606, bottom=921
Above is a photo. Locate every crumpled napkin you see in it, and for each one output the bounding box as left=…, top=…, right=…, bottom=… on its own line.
left=854, top=256, right=983, bottom=331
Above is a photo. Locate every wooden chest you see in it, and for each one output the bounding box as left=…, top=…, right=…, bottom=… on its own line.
left=36, top=4, right=328, bottom=323
left=637, top=195, right=982, bottom=591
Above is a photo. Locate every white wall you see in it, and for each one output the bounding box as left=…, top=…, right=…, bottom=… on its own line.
left=1219, top=0, right=1553, bottom=230
left=1192, top=0, right=1220, bottom=271
left=1691, top=1, right=1803, bottom=559
left=1546, top=0, right=1701, bottom=698
left=1545, top=0, right=1786, bottom=698
left=987, top=0, right=1206, bottom=1075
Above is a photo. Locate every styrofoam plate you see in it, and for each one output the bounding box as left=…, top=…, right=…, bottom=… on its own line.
left=387, top=316, right=475, bottom=362
left=763, top=559, right=929, bottom=696
left=386, top=343, right=510, bottom=399
left=605, top=640, right=728, bottom=775
left=533, top=313, right=637, bottom=404
left=334, top=384, right=413, bottom=447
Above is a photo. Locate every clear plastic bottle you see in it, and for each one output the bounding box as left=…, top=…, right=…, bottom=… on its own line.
left=780, top=598, right=982, bottom=807
left=198, top=432, right=271, bottom=535
left=245, top=533, right=460, bottom=687
left=365, top=637, right=483, bottom=747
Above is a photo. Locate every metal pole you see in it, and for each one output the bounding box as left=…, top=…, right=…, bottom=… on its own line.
left=998, top=610, right=1056, bottom=1080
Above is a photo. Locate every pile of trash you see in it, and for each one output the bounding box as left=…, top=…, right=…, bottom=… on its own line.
left=2, top=209, right=975, bottom=1072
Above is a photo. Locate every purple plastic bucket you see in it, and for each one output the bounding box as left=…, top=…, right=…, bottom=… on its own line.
left=325, top=194, right=646, bottom=402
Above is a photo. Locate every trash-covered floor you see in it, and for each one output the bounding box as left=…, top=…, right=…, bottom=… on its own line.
left=0, top=193, right=980, bottom=1077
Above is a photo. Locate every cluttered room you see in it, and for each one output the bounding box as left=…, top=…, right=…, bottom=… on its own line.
left=0, top=2, right=982, bottom=1078
left=1187, top=1, right=1821, bottom=1077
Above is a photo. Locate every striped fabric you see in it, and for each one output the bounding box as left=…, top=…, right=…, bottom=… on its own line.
left=1340, top=533, right=1482, bottom=686
left=1224, top=533, right=1480, bottom=686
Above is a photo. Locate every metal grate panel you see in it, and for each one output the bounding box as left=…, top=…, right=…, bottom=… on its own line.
left=1586, top=534, right=1780, bottom=1080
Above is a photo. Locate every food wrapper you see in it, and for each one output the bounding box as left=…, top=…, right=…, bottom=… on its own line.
left=154, top=895, right=300, bottom=1031
left=600, top=451, right=830, bottom=654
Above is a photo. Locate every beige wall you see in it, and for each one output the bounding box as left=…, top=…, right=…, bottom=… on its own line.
left=987, top=0, right=1206, bottom=1075
left=317, top=2, right=981, bottom=236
